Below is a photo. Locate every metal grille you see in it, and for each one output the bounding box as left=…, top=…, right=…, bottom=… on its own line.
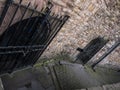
left=75, top=37, right=109, bottom=65
left=0, top=0, right=69, bottom=75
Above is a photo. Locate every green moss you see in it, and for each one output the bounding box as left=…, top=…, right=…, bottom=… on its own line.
left=85, top=65, right=120, bottom=84
left=34, top=52, right=72, bottom=67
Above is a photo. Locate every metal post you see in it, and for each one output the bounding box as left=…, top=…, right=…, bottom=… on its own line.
left=91, top=40, right=120, bottom=69
left=0, top=0, right=13, bottom=26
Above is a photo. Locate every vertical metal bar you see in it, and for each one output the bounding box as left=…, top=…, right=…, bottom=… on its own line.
left=91, top=41, right=120, bottom=69
left=0, top=0, right=13, bottom=26
left=12, top=4, right=50, bottom=69
left=15, top=4, right=38, bottom=45
left=28, top=15, right=61, bottom=65
left=12, top=13, right=41, bottom=69
left=22, top=5, right=38, bottom=32
left=0, top=1, right=30, bottom=71
left=19, top=8, right=43, bottom=45
left=7, top=2, right=31, bottom=45
left=7, top=0, right=22, bottom=29
left=27, top=13, right=41, bottom=33
left=9, top=5, right=38, bottom=70
left=42, top=15, right=69, bottom=53
left=9, top=5, right=38, bottom=45
left=26, top=3, right=53, bottom=46
left=25, top=13, right=42, bottom=43
left=33, top=13, right=56, bottom=44
left=39, top=15, right=60, bottom=45
left=32, top=15, right=69, bottom=65
left=26, top=8, right=51, bottom=45
left=23, top=10, right=51, bottom=66
left=16, top=5, right=38, bottom=42
left=16, top=2, right=31, bottom=29
left=0, top=0, right=14, bottom=71
left=0, top=1, right=69, bottom=73
left=46, top=14, right=59, bottom=37
left=46, top=15, right=61, bottom=41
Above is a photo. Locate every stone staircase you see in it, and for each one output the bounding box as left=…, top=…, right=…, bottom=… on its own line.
left=0, top=61, right=120, bottom=90
left=49, top=61, right=120, bottom=90
left=79, top=82, right=120, bottom=90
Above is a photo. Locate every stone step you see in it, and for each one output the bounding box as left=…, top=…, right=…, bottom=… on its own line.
left=76, top=82, right=120, bottom=90
left=50, top=61, right=120, bottom=90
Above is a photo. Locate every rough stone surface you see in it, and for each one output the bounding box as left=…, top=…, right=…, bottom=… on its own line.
left=81, top=82, right=120, bottom=90
left=40, top=0, right=120, bottom=68
left=0, top=0, right=119, bottom=67
left=51, top=61, right=120, bottom=90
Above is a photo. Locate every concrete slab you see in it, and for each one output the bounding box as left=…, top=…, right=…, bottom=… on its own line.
left=51, top=61, right=120, bottom=90
left=0, top=78, right=4, bottom=90
left=1, top=67, right=55, bottom=90
left=87, top=86, right=103, bottom=90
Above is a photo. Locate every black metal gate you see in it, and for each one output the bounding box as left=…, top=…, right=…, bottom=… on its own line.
left=0, top=0, right=69, bottom=74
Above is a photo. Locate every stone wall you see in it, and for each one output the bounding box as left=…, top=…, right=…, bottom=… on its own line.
left=0, top=0, right=119, bottom=67
left=41, top=0, right=120, bottom=67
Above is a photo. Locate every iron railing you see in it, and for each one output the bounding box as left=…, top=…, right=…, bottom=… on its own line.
left=0, top=0, right=69, bottom=74
left=91, top=39, right=120, bottom=69
left=74, top=37, right=109, bottom=65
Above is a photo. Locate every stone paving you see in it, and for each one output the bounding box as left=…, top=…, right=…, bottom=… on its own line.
left=40, top=0, right=120, bottom=68
left=51, top=61, right=120, bottom=90
left=0, top=0, right=119, bottom=68
left=0, top=60, right=120, bottom=90
left=1, top=67, right=55, bottom=90
left=79, top=82, right=120, bottom=90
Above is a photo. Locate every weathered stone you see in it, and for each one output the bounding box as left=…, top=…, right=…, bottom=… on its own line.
left=0, top=0, right=119, bottom=66
left=41, top=0, right=120, bottom=67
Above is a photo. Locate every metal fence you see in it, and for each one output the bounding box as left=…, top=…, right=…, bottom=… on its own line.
left=0, top=0, right=69, bottom=75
